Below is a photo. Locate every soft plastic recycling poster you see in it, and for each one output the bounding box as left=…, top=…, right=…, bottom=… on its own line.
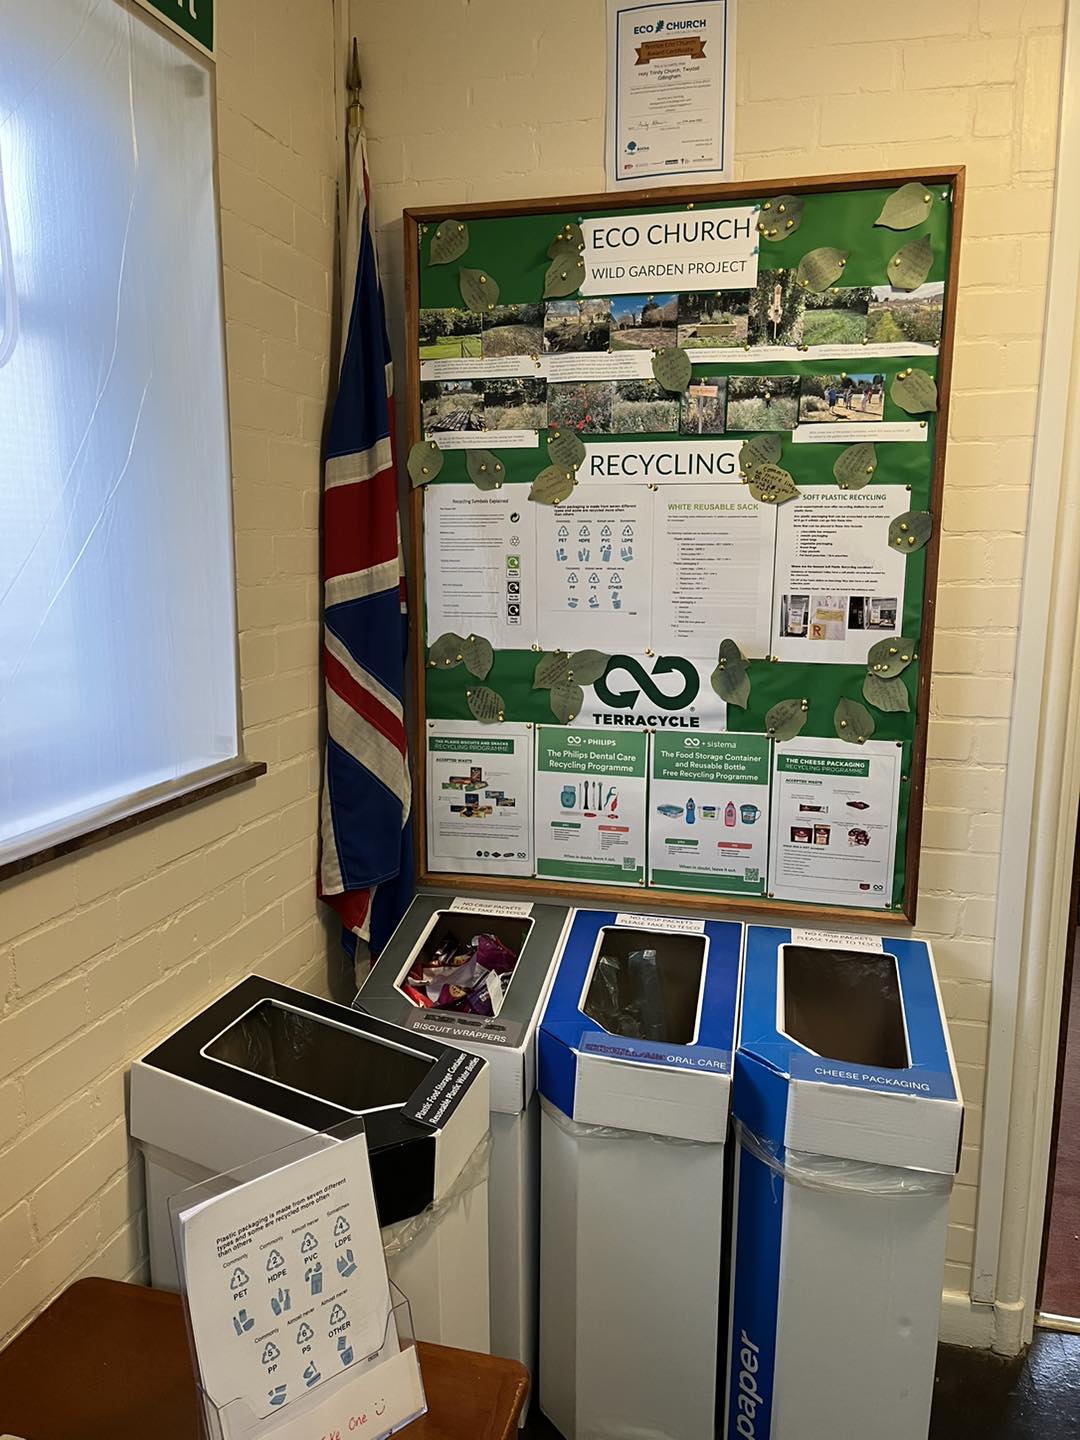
left=413, top=175, right=954, bottom=916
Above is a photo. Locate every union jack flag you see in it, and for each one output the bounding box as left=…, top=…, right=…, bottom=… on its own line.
left=318, top=125, right=412, bottom=956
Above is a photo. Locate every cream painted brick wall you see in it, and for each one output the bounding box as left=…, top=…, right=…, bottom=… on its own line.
left=0, top=0, right=341, bottom=1344
left=353, top=0, right=1066, bottom=1300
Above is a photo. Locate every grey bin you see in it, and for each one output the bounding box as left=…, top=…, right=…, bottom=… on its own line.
left=128, top=975, right=491, bottom=1354
left=355, top=891, right=571, bottom=1414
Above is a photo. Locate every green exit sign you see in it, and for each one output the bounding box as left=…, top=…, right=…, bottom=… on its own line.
left=137, top=0, right=214, bottom=55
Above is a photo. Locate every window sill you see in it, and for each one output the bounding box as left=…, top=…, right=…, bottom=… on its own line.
left=0, top=760, right=268, bottom=884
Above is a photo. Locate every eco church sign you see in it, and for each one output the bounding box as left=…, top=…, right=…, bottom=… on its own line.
left=136, top=0, right=214, bottom=55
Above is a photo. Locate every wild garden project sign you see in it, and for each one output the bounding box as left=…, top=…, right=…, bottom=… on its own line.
left=579, top=207, right=760, bottom=295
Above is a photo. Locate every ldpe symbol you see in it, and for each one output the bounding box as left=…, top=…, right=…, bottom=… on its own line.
left=333, top=1215, right=350, bottom=1236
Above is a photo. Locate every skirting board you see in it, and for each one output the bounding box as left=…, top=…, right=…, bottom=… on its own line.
left=938, top=1290, right=1018, bottom=1354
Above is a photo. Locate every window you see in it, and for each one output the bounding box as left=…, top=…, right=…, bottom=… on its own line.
left=0, top=0, right=242, bottom=868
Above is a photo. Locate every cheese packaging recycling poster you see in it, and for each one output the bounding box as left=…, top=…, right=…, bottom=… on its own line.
left=411, top=171, right=957, bottom=920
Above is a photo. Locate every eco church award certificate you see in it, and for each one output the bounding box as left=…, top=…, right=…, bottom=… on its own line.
left=606, top=0, right=734, bottom=190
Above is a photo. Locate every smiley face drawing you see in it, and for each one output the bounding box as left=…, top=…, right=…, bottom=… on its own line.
left=375, top=1398, right=387, bottom=1418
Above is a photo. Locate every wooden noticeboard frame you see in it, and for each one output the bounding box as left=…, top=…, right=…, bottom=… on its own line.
left=404, top=167, right=964, bottom=927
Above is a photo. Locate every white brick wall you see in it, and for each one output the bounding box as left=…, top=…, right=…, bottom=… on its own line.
left=353, top=0, right=1066, bottom=1301
left=0, top=0, right=341, bottom=1344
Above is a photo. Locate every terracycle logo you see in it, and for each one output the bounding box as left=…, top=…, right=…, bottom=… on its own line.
left=594, top=655, right=700, bottom=711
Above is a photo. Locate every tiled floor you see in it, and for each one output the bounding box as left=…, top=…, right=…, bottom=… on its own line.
left=521, top=1331, right=1080, bottom=1437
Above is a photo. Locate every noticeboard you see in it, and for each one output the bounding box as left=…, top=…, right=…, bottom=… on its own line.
left=404, top=168, right=963, bottom=924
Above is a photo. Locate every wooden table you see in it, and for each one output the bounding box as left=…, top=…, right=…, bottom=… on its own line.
left=0, top=1278, right=528, bottom=1440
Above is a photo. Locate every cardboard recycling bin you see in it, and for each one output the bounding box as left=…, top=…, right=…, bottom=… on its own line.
left=129, top=976, right=491, bottom=1353
left=538, top=908, right=742, bottom=1440
left=726, top=926, right=963, bottom=1440
left=355, top=891, right=571, bottom=1411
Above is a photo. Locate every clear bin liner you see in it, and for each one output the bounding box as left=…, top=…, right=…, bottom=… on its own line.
left=203, top=999, right=435, bottom=1112
left=734, top=1117, right=954, bottom=1197
left=540, top=1096, right=712, bottom=1150
left=380, top=1131, right=492, bottom=1259
left=583, top=948, right=669, bottom=1042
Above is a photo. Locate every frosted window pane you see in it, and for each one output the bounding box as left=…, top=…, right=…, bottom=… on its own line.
left=0, top=0, right=239, bottom=860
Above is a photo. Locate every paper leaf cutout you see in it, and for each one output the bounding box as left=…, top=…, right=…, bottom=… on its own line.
left=863, top=672, right=910, bottom=714
left=429, top=219, right=469, bottom=266
left=833, top=442, right=878, bottom=491
left=529, top=464, right=576, bottom=505
left=548, top=428, right=587, bottom=471
left=711, top=660, right=751, bottom=709
left=550, top=680, right=585, bottom=725
left=765, top=697, right=809, bottom=743
left=748, top=463, right=800, bottom=505
left=834, top=697, right=876, bottom=744
left=547, top=222, right=585, bottom=258
left=569, top=649, right=609, bottom=686
left=740, top=434, right=783, bottom=477
left=867, top=636, right=917, bottom=679
left=429, top=632, right=466, bottom=669
left=459, top=266, right=500, bottom=313
left=466, top=685, right=505, bottom=724
left=757, top=194, right=805, bottom=243
left=889, top=233, right=933, bottom=292
left=544, top=253, right=586, bottom=299
left=888, top=510, right=933, bottom=553
left=796, top=246, right=848, bottom=293
left=461, top=634, right=494, bottom=681
left=717, top=638, right=746, bottom=667
left=407, top=438, right=444, bottom=487
left=652, top=346, right=692, bottom=394
left=465, top=449, right=505, bottom=490
left=875, top=181, right=934, bottom=231
left=533, top=651, right=571, bottom=690
left=891, top=367, right=938, bottom=414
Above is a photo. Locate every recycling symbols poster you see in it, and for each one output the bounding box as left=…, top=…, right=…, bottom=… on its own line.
left=177, top=1134, right=395, bottom=1427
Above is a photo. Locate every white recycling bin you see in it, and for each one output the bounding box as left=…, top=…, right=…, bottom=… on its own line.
left=725, top=925, right=963, bottom=1440
left=355, top=891, right=570, bottom=1418
left=538, top=908, right=742, bottom=1440
left=129, top=975, right=491, bottom=1353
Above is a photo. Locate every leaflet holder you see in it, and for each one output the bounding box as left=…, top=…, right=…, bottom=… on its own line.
left=169, top=1124, right=427, bottom=1440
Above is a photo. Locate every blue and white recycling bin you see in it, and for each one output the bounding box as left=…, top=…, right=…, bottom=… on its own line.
left=538, top=908, right=742, bottom=1440
left=726, top=925, right=963, bottom=1440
